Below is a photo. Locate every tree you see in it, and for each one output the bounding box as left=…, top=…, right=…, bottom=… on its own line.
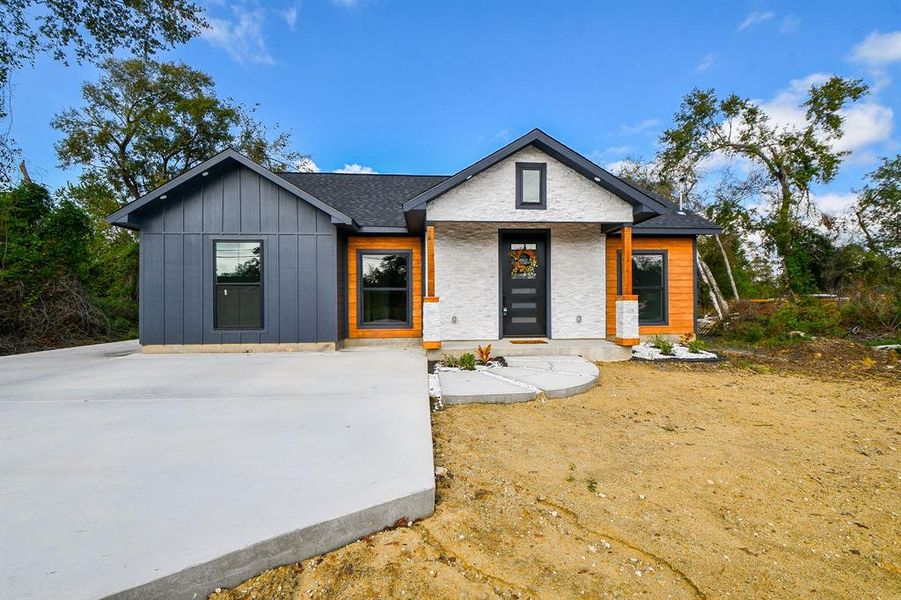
left=52, top=58, right=308, bottom=203
left=0, top=0, right=205, bottom=185
left=657, top=78, right=869, bottom=292
left=854, top=155, right=900, bottom=257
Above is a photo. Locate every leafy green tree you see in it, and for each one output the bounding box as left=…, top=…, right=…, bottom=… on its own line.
left=854, top=155, right=900, bottom=257
left=0, top=0, right=205, bottom=184
left=657, top=77, right=869, bottom=292
left=52, top=58, right=308, bottom=202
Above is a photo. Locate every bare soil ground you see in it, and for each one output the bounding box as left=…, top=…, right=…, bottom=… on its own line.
left=211, top=345, right=900, bottom=599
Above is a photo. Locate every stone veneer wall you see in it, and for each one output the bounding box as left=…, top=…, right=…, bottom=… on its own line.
left=433, top=222, right=606, bottom=340
left=426, top=146, right=634, bottom=223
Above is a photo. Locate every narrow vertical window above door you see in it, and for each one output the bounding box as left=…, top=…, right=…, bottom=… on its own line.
left=515, top=162, right=547, bottom=209
left=214, top=241, right=263, bottom=329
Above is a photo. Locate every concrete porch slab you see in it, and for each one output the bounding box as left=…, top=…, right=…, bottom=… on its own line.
left=429, top=338, right=631, bottom=362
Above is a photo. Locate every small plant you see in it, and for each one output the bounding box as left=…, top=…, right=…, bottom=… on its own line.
left=687, top=339, right=707, bottom=354
left=586, top=478, right=598, bottom=493
left=476, top=344, right=493, bottom=365
left=650, top=335, right=675, bottom=356
left=441, top=353, right=460, bottom=368
left=458, top=352, right=477, bottom=371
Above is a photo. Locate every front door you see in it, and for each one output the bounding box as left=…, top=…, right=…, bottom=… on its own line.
left=501, top=232, right=548, bottom=337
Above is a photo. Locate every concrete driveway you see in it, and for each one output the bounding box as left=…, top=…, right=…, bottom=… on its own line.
left=0, top=342, right=434, bottom=600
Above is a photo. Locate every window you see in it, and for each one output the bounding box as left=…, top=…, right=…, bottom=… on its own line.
left=358, top=251, right=411, bottom=327
left=617, top=250, right=667, bottom=325
left=214, top=241, right=263, bottom=329
left=516, top=162, right=547, bottom=209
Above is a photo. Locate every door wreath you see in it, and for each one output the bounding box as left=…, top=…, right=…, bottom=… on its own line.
left=509, top=248, right=538, bottom=278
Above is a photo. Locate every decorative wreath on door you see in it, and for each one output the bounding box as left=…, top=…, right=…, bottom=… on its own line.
left=509, top=248, right=538, bottom=278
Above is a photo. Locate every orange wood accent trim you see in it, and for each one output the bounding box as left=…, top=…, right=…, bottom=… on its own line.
left=423, top=296, right=440, bottom=303
left=616, top=294, right=638, bottom=301
left=621, top=225, right=633, bottom=296
left=605, top=236, right=696, bottom=337
left=615, top=337, right=640, bottom=346
left=347, top=236, right=423, bottom=339
left=422, top=341, right=441, bottom=350
left=426, top=225, right=436, bottom=298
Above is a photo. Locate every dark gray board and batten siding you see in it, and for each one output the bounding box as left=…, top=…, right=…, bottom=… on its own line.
left=136, top=165, right=338, bottom=345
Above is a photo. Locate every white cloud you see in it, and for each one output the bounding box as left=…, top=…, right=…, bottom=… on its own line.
left=696, top=53, right=715, bottom=72
left=618, top=118, right=659, bottom=135
left=281, top=4, right=299, bottom=30
left=202, top=7, right=274, bottom=65
left=850, top=31, right=901, bottom=65
left=780, top=15, right=801, bottom=34
left=335, top=163, right=377, bottom=174
left=295, top=157, right=319, bottom=172
left=603, top=159, right=639, bottom=174
left=492, top=129, right=511, bottom=143
left=332, top=0, right=360, bottom=7
left=737, top=11, right=775, bottom=32
left=757, top=73, right=894, bottom=153
left=811, top=191, right=857, bottom=216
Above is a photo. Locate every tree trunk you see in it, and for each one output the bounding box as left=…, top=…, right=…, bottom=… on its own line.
left=700, top=254, right=729, bottom=316
left=696, top=249, right=724, bottom=320
left=714, top=235, right=740, bottom=301
left=18, top=161, right=32, bottom=185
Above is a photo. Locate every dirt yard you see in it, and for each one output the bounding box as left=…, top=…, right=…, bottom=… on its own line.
left=211, top=349, right=900, bottom=599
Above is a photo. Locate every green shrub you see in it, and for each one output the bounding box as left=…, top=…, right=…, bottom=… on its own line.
left=441, top=353, right=460, bottom=368
left=687, top=339, right=707, bottom=353
left=651, top=335, right=675, bottom=355
left=458, top=352, right=477, bottom=370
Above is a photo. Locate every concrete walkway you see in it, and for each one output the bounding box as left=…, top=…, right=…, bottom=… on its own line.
left=438, top=355, right=599, bottom=404
left=0, top=342, right=434, bottom=600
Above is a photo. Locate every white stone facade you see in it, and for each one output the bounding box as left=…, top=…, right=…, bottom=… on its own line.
left=433, top=222, right=606, bottom=340
left=615, top=299, right=640, bottom=340
left=426, top=146, right=634, bottom=223
left=422, top=301, right=441, bottom=343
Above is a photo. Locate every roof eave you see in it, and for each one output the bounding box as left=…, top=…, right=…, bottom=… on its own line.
left=105, top=149, right=357, bottom=229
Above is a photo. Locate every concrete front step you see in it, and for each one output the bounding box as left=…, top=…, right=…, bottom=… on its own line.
left=439, top=370, right=537, bottom=405
left=436, top=355, right=601, bottom=405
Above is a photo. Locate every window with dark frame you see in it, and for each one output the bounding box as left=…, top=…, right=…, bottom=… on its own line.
left=358, top=251, right=411, bottom=328
left=214, top=241, right=263, bottom=330
left=617, top=250, right=667, bottom=325
left=515, top=162, right=547, bottom=209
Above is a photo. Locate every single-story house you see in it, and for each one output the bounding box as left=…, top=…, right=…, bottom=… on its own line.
left=107, top=129, right=720, bottom=353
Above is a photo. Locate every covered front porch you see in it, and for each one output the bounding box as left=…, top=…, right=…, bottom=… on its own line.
left=421, top=222, right=642, bottom=354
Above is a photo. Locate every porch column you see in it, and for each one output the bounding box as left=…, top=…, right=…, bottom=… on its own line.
left=615, top=225, right=640, bottom=346
left=422, top=225, right=441, bottom=350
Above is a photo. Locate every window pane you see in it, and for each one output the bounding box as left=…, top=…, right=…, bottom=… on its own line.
left=638, top=289, right=664, bottom=323
left=633, top=254, right=663, bottom=287
left=521, top=169, right=541, bottom=203
left=216, top=285, right=262, bottom=328
left=363, top=290, right=408, bottom=324
left=361, top=253, right=408, bottom=288
left=216, top=242, right=261, bottom=283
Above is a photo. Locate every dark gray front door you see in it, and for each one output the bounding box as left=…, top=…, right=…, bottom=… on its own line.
left=501, top=232, right=547, bottom=337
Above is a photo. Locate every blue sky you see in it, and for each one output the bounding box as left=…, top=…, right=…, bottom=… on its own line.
left=10, top=1, right=901, bottom=215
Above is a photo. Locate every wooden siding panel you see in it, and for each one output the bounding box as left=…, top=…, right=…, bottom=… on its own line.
left=347, top=236, right=423, bottom=339
left=606, top=236, right=696, bottom=336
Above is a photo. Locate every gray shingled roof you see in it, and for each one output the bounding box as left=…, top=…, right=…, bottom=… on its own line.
left=275, top=170, right=720, bottom=232
left=277, top=172, right=449, bottom=227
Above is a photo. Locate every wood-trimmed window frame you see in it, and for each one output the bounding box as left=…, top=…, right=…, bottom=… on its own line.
left=356, top=249, right=414, bottom=330
left=515, top=162, right=547, bottom=210
left=617, top=249, right=669, bottom=326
